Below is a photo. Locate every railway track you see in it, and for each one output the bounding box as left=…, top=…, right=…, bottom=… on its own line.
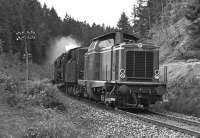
left=59, top=87, right=200, bottom=137
left=148, top=110, right=200, bottom=127
left=118, top=109, right=200, bottom=138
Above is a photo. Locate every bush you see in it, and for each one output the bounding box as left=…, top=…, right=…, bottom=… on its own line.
left=0, top=75, right=67, bottom=112
left=23, top=127, right=65, bottom=138
left=26, top=82, right=67, bottom=112
left=0, top=77, right=23, bottom=107
left=4, top=79, right=18, bottom=92
left=161, top=85, right=200, bottom=117
left=6, top=94, right=18, bottom=107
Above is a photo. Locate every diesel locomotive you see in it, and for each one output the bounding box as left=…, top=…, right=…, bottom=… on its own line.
left=53, top=31, right=167, bottom=108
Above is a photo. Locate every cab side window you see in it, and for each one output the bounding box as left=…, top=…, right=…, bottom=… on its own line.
left=98, top=39, right=114, bottom=48
left=88, top=40, right=98, bottom=51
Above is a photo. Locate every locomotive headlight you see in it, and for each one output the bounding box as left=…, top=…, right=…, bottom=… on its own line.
left=155, top=75, right=159, bottom=80
left=137, top=43, right=143, bottom=48
left=154, top=69, right=160, bottom=79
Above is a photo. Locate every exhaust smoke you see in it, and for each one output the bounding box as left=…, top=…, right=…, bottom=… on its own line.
left=47, top=36, right=81, bottom=64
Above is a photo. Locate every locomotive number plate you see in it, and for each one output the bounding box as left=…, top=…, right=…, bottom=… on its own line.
left=120, top=69, right=126, bottom=79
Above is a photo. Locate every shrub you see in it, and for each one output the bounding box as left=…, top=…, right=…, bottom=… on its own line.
left=4, top=79, right=18, bottom=92
left=0, top=75, right=67, bottom=112
left=6, top=94, right=18, bottom=107
left=161, top=85, right=200, bottom=117
left=26, top=82, right=67, bottom=112
left=23, top=126, right=66, bottom=138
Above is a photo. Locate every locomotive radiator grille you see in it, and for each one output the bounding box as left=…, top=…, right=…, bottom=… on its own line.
left=145, top=52, right=154, bottom=78
left=126, top=51, right=153, bottom=80
left=135, top=52, right=145, bottom=77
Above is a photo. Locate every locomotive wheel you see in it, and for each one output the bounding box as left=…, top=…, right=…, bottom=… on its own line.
left=74, top=86, right=78, bottom=96
left=67, top=86, right=70, bottom=95
left=69, top=86, right=73, bottom=95
left=76, top=87, right=80, bottom=97
left=67, top=86, right=71, bottom=94
left=74, top=86, right=77, bottom=96
left=70, top=86, right=73, bottom=95
left=131, top=92, right=137, bottom=105
left=142, top=100, right=150, bottom=109
left=105, top=101, right=109, bottom=108
left=72, top=86, right=76, bottom=95
left=71, top=86, right=74, bottom=95
left=78, top=86, right=82, bottom=97
left=83, top=87, right=88, bottom=98
left=76, top=86, right=79, bottom=97
left=110, top=102, right=116, bottom=109
left=65, top=86, right=68, bottom=94
left=87, top=85, right=93, bottom=100
left=143, top=104, right=149, bottom=109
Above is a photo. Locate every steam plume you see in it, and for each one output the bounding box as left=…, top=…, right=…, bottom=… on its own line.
left=47, top=36, right=81, bottom=64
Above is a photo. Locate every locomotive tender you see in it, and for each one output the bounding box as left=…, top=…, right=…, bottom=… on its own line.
left=54, top=31, right=167, bottom=108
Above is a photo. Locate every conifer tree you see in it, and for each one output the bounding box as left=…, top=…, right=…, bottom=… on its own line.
left=131, top=0, right=166, bottom=38
left=117, top=12, right=132, bottom=34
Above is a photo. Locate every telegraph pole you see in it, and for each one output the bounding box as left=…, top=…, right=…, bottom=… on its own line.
left=16, top=31, right=36, bottom=92
left=25, top=34, right=28, bottom=88
left=16, top=0, right=36, bottom=93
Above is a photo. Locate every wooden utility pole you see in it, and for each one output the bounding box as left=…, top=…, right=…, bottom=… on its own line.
left=16, top=31, right=36, bottom=92
left=25, top=34, right=28, bottom=87
left=16, top=0, right=36, bottom=92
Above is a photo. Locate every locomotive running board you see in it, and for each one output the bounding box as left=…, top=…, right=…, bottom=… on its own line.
left=78, top=80, right=166, bottom=87
left=109, top=81, right=166, bottom=86
left=78, top=80, right=108, bottom=88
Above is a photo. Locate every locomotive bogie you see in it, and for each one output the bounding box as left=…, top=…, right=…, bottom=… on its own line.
left=77, top=79, right=166, bottom=108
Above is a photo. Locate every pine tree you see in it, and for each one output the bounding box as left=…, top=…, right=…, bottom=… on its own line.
left=117, top=12, right=132, bottom=34
left=0, top=0, right=13, bottom=53
left=131, top=0, right=166, bottom=38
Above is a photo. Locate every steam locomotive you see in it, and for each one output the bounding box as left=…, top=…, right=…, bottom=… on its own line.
left=53, top=31, right=167, bottom=108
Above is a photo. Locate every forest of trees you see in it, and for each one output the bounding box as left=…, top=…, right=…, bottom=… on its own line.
left=132, top=0, right=200, bottom=38
left=132, top=0, right=168, bottom=38
left=0, top=0, right=116, bottom=63
left=0, top=0, right=198, bottom=64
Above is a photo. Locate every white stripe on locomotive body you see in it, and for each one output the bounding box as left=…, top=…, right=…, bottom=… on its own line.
left=87, top=47, right=158, bottom=55
left=78, top=80, right=166, bottom=86
left=87, top=47, right=124, bottom=55
left=86, top=43, right=159, bottom=55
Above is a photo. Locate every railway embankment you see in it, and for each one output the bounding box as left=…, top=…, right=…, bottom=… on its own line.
left=158, top=61, right=200, bottom=118
left=0, top=78, right=195, bottom=137
left=0, top=54, right=197, bottom=138
left=150, top=1, right=200, bottom=118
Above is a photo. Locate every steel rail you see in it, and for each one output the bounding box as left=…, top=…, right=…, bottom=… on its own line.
left=148, top=110, right=200, bottom=127
left=117, top=109, right=200, bottom=138
left=58, top=87, right=200, bottom=137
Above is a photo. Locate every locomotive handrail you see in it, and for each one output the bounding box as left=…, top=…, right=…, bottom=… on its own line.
left=109, top=81, right=166, bottom=86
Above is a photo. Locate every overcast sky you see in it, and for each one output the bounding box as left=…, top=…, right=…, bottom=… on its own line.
left=38, top=0, right=136, bottom=27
